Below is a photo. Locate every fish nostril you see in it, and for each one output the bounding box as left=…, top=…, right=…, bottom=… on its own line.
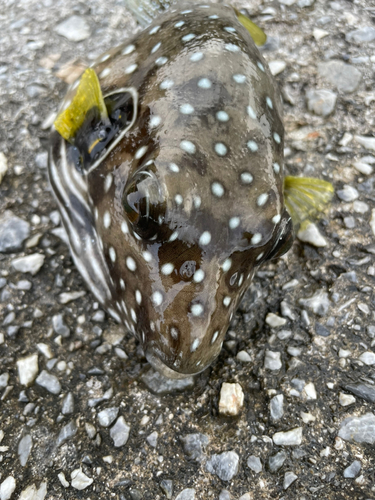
left=229, top=272, right=238, bottom=286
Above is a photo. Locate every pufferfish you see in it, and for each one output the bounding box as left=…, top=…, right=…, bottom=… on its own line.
left=48, top=0, right=333, bottom=378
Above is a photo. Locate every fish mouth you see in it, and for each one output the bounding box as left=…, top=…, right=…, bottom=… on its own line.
left=145, top=349, right=205, bottom=380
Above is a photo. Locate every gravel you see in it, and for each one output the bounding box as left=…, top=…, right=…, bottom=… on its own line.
left=35, top=370, right=61, bottom=394
left=317, top=60, right=361, bottom=93
left=55, top=16, right=91, bottom=42
left=70, top=468, right=93, bottom=490
left=110, top=416, right=130, bottom=447
left=180, top=433, right=209, bottom=462
left=246, top=455, right=262, bottom=473
left=270, top=394, right=284, bottom=420
left=0, top=211, right=30, bottom=253
left=306, top=89, right=337, bottom=117
left=11, top=253, right=45, bottom=275
left=218, top=382, right=244, bottom=416
left=283, top=471, right=298, bottom=489
left=343, top=460, right=362, bottom=478
left=297, top=222, right=327, bottom=247
left=206, top=451, right=240, bottom=481
left=338, top=413, right=375, bottom=444
left=97, top=407, right=119, bottom=427
left=273, top=427, right=303, bottom=446
left=16, top=354, right=38, bottom=386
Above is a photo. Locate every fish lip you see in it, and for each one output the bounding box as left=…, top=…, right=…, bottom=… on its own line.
left=145, top=349, right=204, bottom=380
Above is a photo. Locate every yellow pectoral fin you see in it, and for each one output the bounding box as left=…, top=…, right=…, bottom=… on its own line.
left=284, top=176, right=334, bottom=228
left=54, top=68, right=109, bottom=143
left=235, top=9, right=267, bottom=47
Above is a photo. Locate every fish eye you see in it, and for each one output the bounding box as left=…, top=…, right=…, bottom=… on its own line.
left=266, top=210, right=294, bottom=261
left=123, top=170, right=166, bottom=239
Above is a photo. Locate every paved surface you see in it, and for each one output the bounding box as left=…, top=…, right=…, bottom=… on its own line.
left=1, top=0, right=375, bottom=499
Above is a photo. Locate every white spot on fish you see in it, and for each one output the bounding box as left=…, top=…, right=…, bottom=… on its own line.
left=103, top=211, right=111, bottom=229
left=211, top=330, right=219, bottom=343
left=150, top=115, right=161, bottom=128
left=272, top=214, right=281, bottom=224
left=229, top=217, right=240, bottom=229
left=194, top=196, right=201, bottom=209
left=211, top=182, right=224, bottom=197
left=180, top=140, right=196, bottom=154
left=170, top=327, right=178, bottom=339
left=257, top=61, right=265, bottom=72
left=120, top=278, right=126, bottom=290
left=151, top=42, right=161, bottom=54
left=216, top=111, right=229, bottom=122
left=233, top=74, right=246, bottom=84
left=273, top=132, right=281, bottom=144
left=169, top=231, right=179, bottom=242
left=160, top=79, right=174, bottom=89
left=247, top=140, right=258, bottom=152
left=241, top=172, right=253, bottom=184
left=143, top=251, right=152, bottom=262
left=257, top=193, right=269, bottom=206
left=191, top=303, right=204, bottom=316
left=273, top=162, right=280, bottom=174
left=224, top=27, right=236, bottom=33
left=121, top=221, right=128, bottom=234
left=125, top=64, right=137, bottom=74
left=247, top=105, right=257, bottom=120
left=182, top=34, right=196, bottom=42
left=152, top=291, right=163, bottom=306
left=131, top=308, right=137, bottom=322
left=266, top=96, right=273, bottom=109
left=161, top=263, right=174, bottom=275
left=180, top=104, right=194, bottom=114
left=225, top=43, right=240, bottom=52
left=181, top=9, right=193, bottom=14
left=222, top=259, right=232, bottom=272
left=135, top=290, right=142, bottom=305
left=191, top=338, right=200, bottom=352
left=122, top=44, right=135, bottom=55
left=100, top=68, right=111, bottom=78
left=251, top=233, right=262, bottom=245
left=104, top=173, right=112, bottom=193
left=256, top=252, right=264, bottom=261
left=190, top=52, right=203, bottom=62
left=215, top=143, right=227, bottom=156
left=209, top=14, right=219, bottom=19
left=223, top=296, right=231, bottom=307
left=174, top=21, right=185, bottom=28
left=109, top=247, right=116, bottom=263
left=126, top=256, right=137, bottom=271
left=169, top=163, right=180, bottom=173
left=175, top=194, right=183, bottom=205
left=198, top=78, right=212, bottom=89
left=156, top=57, right=168, bottom=66
left=149, top=25, right=161, bottom=35
left=193, top=269, right=205, bottom=283
left=135, top=146, right=148, bottom=159
left=199, top=231, right=211, bottom=246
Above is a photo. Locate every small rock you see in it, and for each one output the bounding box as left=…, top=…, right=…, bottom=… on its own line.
left=355, top=135, right=375, bottom=152
left=299, top=290, right=330, bottom=316
left=52, top=314, right=70, bottom=337
left=140, top=368, right=194, bottom=394
left=218, top=382, right=244, bottom=416
left=278, top=0, right=297, bottom=5
left=0, top=211, right=30, bottom=253
left=301, top=411, right=316, bottom=423
left=71, top=468, right=93, bottom=490
left=206, top=451, right=239, bottom=481
left=268, top=451, right=287, bottom=472
left=58, top=472, right=69, bottom=488
left=0, top=477, right=16, bottom=500
left=55, top=16, right=91, bottom=42
left=353, top=161, right=373, bottom=175
left=146, top=431, right=158, bottom=447
left=297, top=222, right=327, bottom=247
left=109, top=416, right=130, bottom=447
left=17, top=354, right=39, bottom=386
left=339, top=393, right=356, bottom=406
left=0, top=152, right=8, bottom=185
left=62, top=393, right=74, bottom=414
left=264, top=350, right=282, bottom=370
left=298, top=0, right=314, bottom=6
left=18, top=434, right=32, bottom=466
left=238, top=494, right=251, bottom=500
left=0, top=372, right=9, bottom=389
left=338, top=412, right=375, bottom=444
left=353, top=201, right=369, bottom=214
left=247, top=455, right=262, bottom=473
left=180, top=433, right=209, bottom=462
left=284, top=471, right=298, bottom=489
left=304, top=382, right=317, bottom=400
left=11, top=253, right=45, bottom=275
left=58, top=291, right=86, bottom=304
left=269, top=60, right=286, bottom=75
left=218, top=490, right=231, bottom=500
left=236, top=350, right=251, bottom=362
left=266, top=312, right=287, bottom=327
left=159, top=480, right=173, bottom=500
left=313, top=28, right=329, bottom=40
left=337, top=185, right=359, bottom=202
left=359, top=351, right=375, bottom=365
left=35, top=370, right=61, bottom=394
left=306, top=89, right=337, bottom=116
left=344, top=216, right=356, bottom=229
left=18, top=482, right=47, bottom=500
left=270, top=394, right=284, bottom=420
left=346, top=27, right=375, bottom=44
left=318, top=60, right=361, bottom=93
left=35, top=151, right=48, bottom=169
left=343, top=460, right=361, bottom=478
left=56, top=421, right=78, bottom=447
left=345, top=383, right=375, bottom=403
left=85, top=423, right=97, bottom=439
left=175, top=489, right=195, bottom=500
left=97, top=407, right=119, bottom=427
left=273, top=427, right=303, bottom=446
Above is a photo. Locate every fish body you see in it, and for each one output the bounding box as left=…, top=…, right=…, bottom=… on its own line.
left=49, top=3, right=323, bottom=378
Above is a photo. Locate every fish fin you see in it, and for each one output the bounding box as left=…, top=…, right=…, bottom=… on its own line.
left=235, top=9, right=267, bottom=46
left=124, top=0, right=173, bottom=26
left=284, top=176, right=334, bottom=229
left=54, top=68, right=109, bottom=143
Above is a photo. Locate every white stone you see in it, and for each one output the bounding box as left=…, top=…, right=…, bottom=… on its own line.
left=35, top=370, right=61, bottom=394
left=299, top=290, right=331, bottom=316
left=266, top=313, right=287, bottom=328
left=0, top=476, right=16, bottom=500
left=264, top=350, right=282, bottom=370
left=57, top=473, right=69, bottom=488
left=55, top=16, right=91, bottom=42
left=219, top=383, right=244, bottom=416
left=236, top=350, right=251, bottom=362
left=370, top=209, right=375, bottom=236
left=359, top=351, right=375, bottom=365
left=353, top=161, right=373, bottom=175
left=17, top=354, right=39, bottom=386
left=0, top=152, right=8, bottom=185
left=313, top=28, right=329, bottom=40
left=353, top=201, right=369, bottom=214
left=339, top=348, right=351, bottom=358
left=337, top=185, right=359, bottom=202
left=355, top=135, right=375, bottom=151
left=273, top=427, right=303, bottom=446
left=304, top=382, right=317, bottom=400
left=58, top=291, right=86, bottom=304
left=12, top=254, right=45, bottom=275
left=18, top=482, right=47, bottom=500
left=71, top=469, right=93, bottom=490
left=284, top=472, right=298, bottom=489
left=269, top=60, right=286, bottom=75
left=301, top=411, right=316, bottom=423
left=98, top=407, right=119, bottom=427
left=339, top=392, right=356, bottom=406
left=297, top=222, right=327, bottom=247
left=278, top=0, right=297, bottom=5
left=339, top=132, right=353, bottom=146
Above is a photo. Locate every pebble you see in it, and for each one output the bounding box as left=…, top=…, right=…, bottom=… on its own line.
left=35, top=370, right=61, bottom=394
left=55, top=15, right=91, bottom=42
left=34, top=151, right=48, bottom=169
left=110, top=416, right=130, bottom=447
left=338, top=413, right=375, bottom=444
left=52, top=314, right=70, bottom=337
left=71, top=468, right=93, bottom=490
left=0, top=372, right=9, bottom=389
left=17, top=354, right=39, bottom=386
left=343, top=460, right=361, bottom=478
left=11, top=253, right=45, bottom=275
left=17, top=279, right=32, bottom=290
left=284, top=471, right=298, bottom=489
left=18, top=434, right=32, bottom=466
left=270, top=394, right=284, bottom=420
left=140, top=368, right=194, bottom=394
left=266, top=312, right=286, bottom=328
left=206, top=451, right=239, bottom=481
left=353, top=161, right=373, bottom=175
left=345, top=383, right=375, bottom=403
left=318, top=60, right=361, bottom=93
left=146, top=431, right=158, bottom=447
left=218, top=490, right=231, bottom=500
left=346, top=27, right=375, bottom=44
left=98, top=407, right=119, bottom=427
left=238, top=495, right=251, bottom=500
left=61, top=392, right=74, bottom=414
left=0, top=152, right=8, bottom=185
left=304, top=382, right=317, bottom=400
left=301, top=411, right=315, bottom=423
left=358, top=351, right=375, bottom=365
left=56, top=421, right=77, bottom=447
left=355, top=135, right=375, bottom=152
left=344, top=216, right=356, bottom=229
left=175, top=489, right=195, bottom=500
left=268, top=451, right=287, bottom=472
left=218, top=382, right=244, bottom=416
left=0, top=477, right=16, bottom=500
left=236, top=350, right=251, bottom=362
left=337, top=185, right=359, bottom=202
left=353, top=201, right=369, bottom=214
left=371, top=209, right=375, bottom=236
left=18, top=482, right=47, bottom=500
left=313, top=28, right=329, bottom=40
left=299, top=290, right=330, bottom=316
left=264, top=350, right=282, bottom=370
left=297, top=222, right=327, bottom=247
left=339, top=393, right=356, bottom=406
left=278, top=0, right=297, bottom=5
left=58, top=472, right=69, bottom=488
left=269, top=60, right=286, bottom=75
left=36, top=343, right=53, bottom=360
left=180, top=433, right=209, bottom=462
left=273, top=427, right=303, bottom=446
left=160, top=480, right=173, bottom=499
left=306, top=89, right=337, bottom=116
left=247, top=455, right=262, bottom=473
left=0, top=211, right=30, bottom=253
left=58, top=291, right=86, bottom=304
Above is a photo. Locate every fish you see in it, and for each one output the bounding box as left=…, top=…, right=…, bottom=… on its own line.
left=48, top=1, right=334, bottom=379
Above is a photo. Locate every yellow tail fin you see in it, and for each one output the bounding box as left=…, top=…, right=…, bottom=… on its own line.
left=235, top=9, right=267, bottom=46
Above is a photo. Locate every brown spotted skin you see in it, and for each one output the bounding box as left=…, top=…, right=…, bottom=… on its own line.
left=49, top=3, right=292, bottom=378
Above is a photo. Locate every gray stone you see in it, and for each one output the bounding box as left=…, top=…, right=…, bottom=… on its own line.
left=264, top=350, right=282, bottom=370
left=206, top=451, right=239, bottom=481
left=298, top=0, right=314, bottom=5
left=61, top=392, right=74, bottom=415
left=268, top=451, right=287, bottom=472
left=16, top=280, right=32, bottom=290
left=18, top=434, right=32, bottom=466
left=359, top=351, right=375, bottom=365
left=270, top=394, right=284, bottom=420
left=338, top=413, right=375, bottom=444
left=140, top=368, right=194, bottom=394
left=0, top=372, right=9, bottom=389
left=71, top=468, right=93, bottom=490
left=159, top=480, right=173, bottom=500
left=35, top=370, right=61, bottom=394
left=0, top=476, right=16, bottom=500
left=299, top=290, right=330, bottom=316
left=337, top=185, right=359, bottom=202
left=0, top=211, right=30, bottom=253
left=17, top=354, right=39, bottom=386
left=180, top=433, right=209, bottom=462
left=52, top=314, right=70, bottom=337
left=218, top=490, right=231, bottom=500
left=56, top=421, right=78, bottom=447
left=55, top=16, right=91, bottom=42
left=346, top=27, right=375, bottom=44
left=11, top=253, right=45, bottom=275
left=318, top=60, right=361, bottom=93
left=247, top=455, right=262, bottom=473
left=315, top=322, right=331, bottom=337
left=306, top=89, right=337, bottom=116
left=97, top=407, right=119, bottom=427
left=175, top=489, right=195, bottom=500
left=35, top=151, right=48, bottom=169
left=273, top=427, right=303, bottom=446
left=345, top=383, right=375, bottom=403
left=343, top=460, right=361, bottom=478
left=146, top=431, right=158, bottom=448
left=284, top=471, right=298, bottom=489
